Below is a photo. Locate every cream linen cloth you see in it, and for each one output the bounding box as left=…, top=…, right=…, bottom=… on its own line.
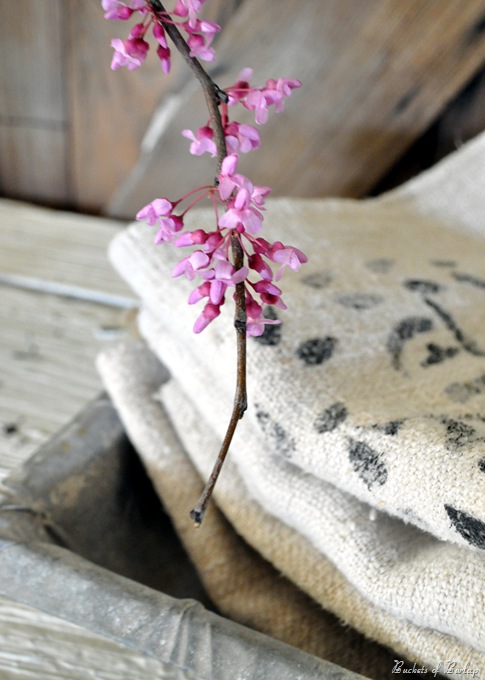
left=97, top=340, right=400, bottom=680
left=97, top=338, right=485, bottom=674
left=100, top=133, right=485, bottom=670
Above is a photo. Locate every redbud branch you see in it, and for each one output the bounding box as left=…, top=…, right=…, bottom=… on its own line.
left=190, top=235, right=247, bottom=527
left=147, top=0, right=247, bottom=525
left=147, top=0, right=228, bottom=171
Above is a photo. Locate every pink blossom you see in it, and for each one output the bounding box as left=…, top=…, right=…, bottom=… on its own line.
left=245, top=295, right=281, bottom=337
left=218, top=188, right=263, bottom=234
left=173, top=0, right=204, bottom=27
left=244, top=89, right=270, bottom=125
left=217, top=154, right=254, bottom=200
left=152, top=23, right=171, bottom=73
left=110, top=37, right=149, bottom=71
left=186, top=20, right=220, bottom=60
left=128, top=22, right=145, bottom=40
left=270, top=242, right=308, bottom=280
left=152, top=22, right=168, bottom=48
left=187, top=33, right=215, bottom=62
left=273, top=78, right=302, bottom=109
left=226, top=71, right=302, bottom=124
left=224, top=122, right=260, bottom=154
left=156, top=44, right=171, bottom=73
left=182, top=126, right=217, bottom=157
left=188, top=281, right=211, bottom=304
left=193, top=301, right=221, bottom=333
left=250, top=184, right=271, bottom=208
left=136, top=198, right=173, bottom=225
left=217, top=154, right=241, bottom=200
left=174, top=229, right=209, bottom=247
left=172, top=250, right=210, bottom=280
left=252, top=280, right=287, bottom=309
left=202, top=232, right=225, bottom=254
left=136, top=198, right=183, bottom=243
left=248, top=253, right=273, bottom=281
left=102, top=0, right=146, bottom=19
left=226, top=68, right=254, bottom=105
left=153, top=215, right=184, bottom=244
left=246, top=314, right=280, bottom=337
left=208, top=280, right=226, bottom=305
left=213, top=260, right=248, bottom=286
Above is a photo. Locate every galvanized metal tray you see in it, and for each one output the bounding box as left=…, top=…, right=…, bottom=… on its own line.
left=0, top=395, right=366, bottom=680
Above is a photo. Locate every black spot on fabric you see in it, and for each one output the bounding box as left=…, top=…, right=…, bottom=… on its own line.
left=445, top=505, right=485, bottom=550
left=431, top=260, right=456, bottom=268
left=365, top=258, right=394, bottom=274
left=334, top=293, right=383, bottom=310
left=404, top=279, right=443, bottom=294
left=348, top=439, right=388, bottom=490
left=445, top=376, right=485, bottom=404
left=254, top=306, right=281, bottom=347
left=452, top=271, right=485, bottom=290
left=387, top=316, right=433, bottom=370
left=424, top=297, right=485, bottom=357
left=373, top=420, right=403, bottom=436
left=255, top=408, right=295, bottom=458
left=301, top=271, right=332, bottom=289
left=441, top=417, right=476, bottom=453
left=421, top=343, right=459, bottom=366
left=478, top=457, right=485, bottom=473
left=297, top=337, right=337, bottom=366
left=314, top=402, right=348, bottom=434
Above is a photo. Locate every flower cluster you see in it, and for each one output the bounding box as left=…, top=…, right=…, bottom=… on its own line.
left=103, top=0, right=220, bottom=72
left=136, top=171, right=307, bottom=336
left=103, top=1, right=306, bottom=336
left=136, top=67, right=306, bottom=336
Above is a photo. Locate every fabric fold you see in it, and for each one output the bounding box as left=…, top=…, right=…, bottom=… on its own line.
left=97, top=338, right=485, bottom=672
left=138, top=306, right=485, bottom=655
left=96, top=340, right=400, bottom=680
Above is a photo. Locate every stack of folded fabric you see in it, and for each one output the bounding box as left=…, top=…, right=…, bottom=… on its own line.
left=97, top=132, right=485, bottom=678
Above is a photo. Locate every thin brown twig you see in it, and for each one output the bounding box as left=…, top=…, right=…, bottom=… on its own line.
left=147, top=0, right=228, bottom=170
left=147, top=0, right=247, bottom=525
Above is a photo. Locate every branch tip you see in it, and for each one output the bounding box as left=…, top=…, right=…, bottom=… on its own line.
left=189, top=506, right=203, bottom=527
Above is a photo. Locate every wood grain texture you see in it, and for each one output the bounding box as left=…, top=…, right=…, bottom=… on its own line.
left=108, top=0, right=485, bottom=218
left=66, top=0, right=182, bottom=213
left=0, top=0, right=65, bottom=122
left=0, top=200, right=135, bottom=469
left=0, top=0, right=69, bottom=205
left=0, top=127, right=68, bottom=205
left=0, top=199, right=133, bottom=300
left=0, top=286, right=128, bottom=435
left=66, top=0, right=245, bottom=213
left=0, top=190, right=171, bottom=677
left=373, top=67, right=485, bottom=194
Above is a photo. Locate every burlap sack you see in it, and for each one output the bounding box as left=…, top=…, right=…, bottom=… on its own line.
left=97, top=339, right=485, bottom=675
left=96, top=340, right=399, bottom=680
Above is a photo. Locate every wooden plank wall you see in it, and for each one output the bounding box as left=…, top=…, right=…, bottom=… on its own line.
left=1, top=0, right=485, bottom=216
left=0, top=0, right=173, bottom=212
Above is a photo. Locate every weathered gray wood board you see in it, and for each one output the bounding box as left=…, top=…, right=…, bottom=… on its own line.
left=0, top=200, right=135, bottom=474
left=0, top=0, right=243, bottom=212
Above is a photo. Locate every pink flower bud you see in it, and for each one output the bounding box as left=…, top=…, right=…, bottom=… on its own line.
left=194, top=302, right=221, bottom=333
